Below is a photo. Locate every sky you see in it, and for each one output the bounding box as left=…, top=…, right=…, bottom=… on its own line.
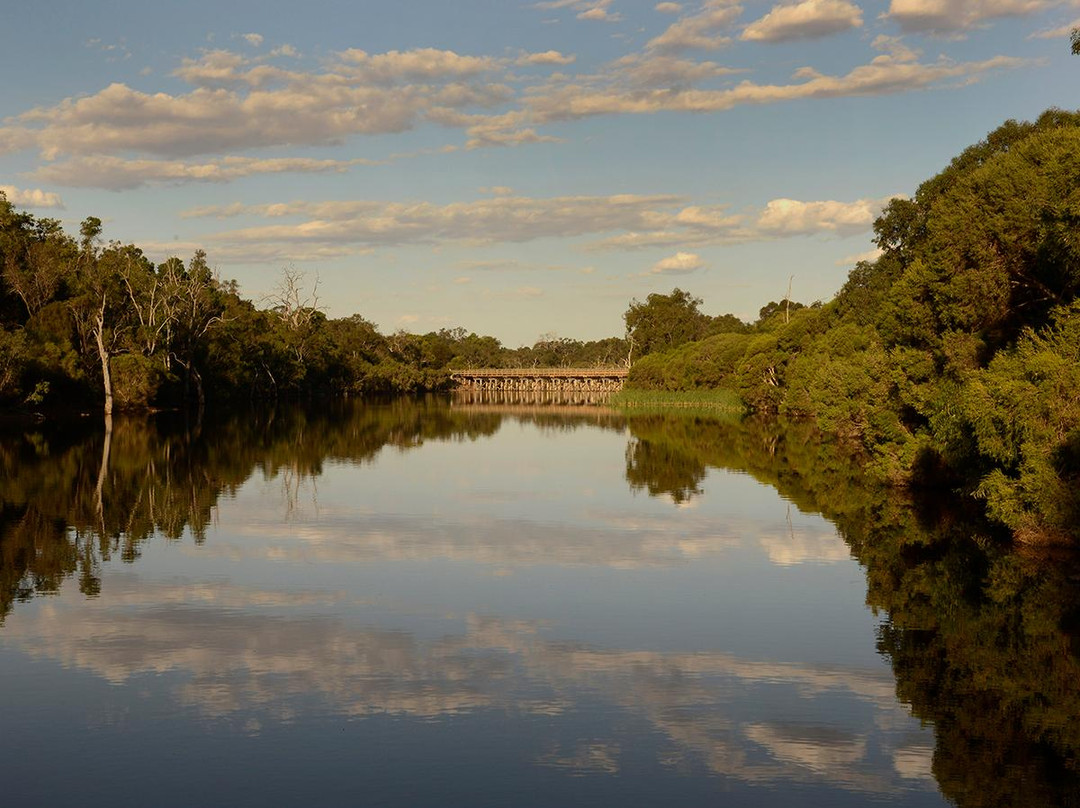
left=1, top=0, right=1077, bottom=346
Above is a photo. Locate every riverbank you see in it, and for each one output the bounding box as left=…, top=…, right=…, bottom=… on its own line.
left=609, top=388, right=744, bottom=416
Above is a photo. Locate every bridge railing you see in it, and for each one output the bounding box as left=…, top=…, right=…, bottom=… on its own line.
left=449, top=367, right=628, bottom=378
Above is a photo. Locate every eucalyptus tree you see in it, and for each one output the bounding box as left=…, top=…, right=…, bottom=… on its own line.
left=624, top=288, right=712, bottom=359
left=170, top=250, right=225, bottom=406
left=71, top=241, right=151, bottom=415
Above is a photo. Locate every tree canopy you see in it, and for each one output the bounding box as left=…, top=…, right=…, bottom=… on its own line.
left=625, top=109, right=1080, bottom=545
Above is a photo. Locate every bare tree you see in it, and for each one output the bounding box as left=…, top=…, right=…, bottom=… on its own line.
left=266, top=266, right=322, bottom=330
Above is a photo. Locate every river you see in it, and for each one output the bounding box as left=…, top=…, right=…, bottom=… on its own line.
left=1, top=397, right=1077, bottom=806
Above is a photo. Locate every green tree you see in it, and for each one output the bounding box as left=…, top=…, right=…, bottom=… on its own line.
left=71, top=242, right=154, bottom=415
left=624, top=288, right=711, bottom=359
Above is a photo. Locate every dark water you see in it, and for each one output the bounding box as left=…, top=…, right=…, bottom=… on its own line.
left=1, top=397, right=1078, bottom=807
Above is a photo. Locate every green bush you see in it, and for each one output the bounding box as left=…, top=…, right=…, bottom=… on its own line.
left=963, top=303, right=1080, bottom=542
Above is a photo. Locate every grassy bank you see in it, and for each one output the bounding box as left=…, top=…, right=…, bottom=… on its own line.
left=610, top=387, right=745, bottom=416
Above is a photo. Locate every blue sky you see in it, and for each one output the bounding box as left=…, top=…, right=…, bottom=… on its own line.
left=1, top=0, right=1077, bottom=345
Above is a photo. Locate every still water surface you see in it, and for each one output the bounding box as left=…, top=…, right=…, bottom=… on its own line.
left=2, top=398, right=1077, bottom=806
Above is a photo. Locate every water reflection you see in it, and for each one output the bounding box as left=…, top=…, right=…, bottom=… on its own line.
left=1, top=398, right=1079, bottom=806
left=5, top=572, right=922, bottom=796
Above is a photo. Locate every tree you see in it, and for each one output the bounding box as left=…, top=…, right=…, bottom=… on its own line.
left=170, top=250, right=225, bottom=406
left=2, top=220, right=75, bottom=318
left=624, top=288, right=711, bottom=359
left=0, top=199, right=78, bottom=320
left=755, top=299, right=806, bottom=328
left=447, top=332, right=503, bottom=369
left=71, top=242, right=150, bottom=415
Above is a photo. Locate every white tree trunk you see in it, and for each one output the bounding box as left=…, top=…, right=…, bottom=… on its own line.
left=94, top=294, right=113, bottom=416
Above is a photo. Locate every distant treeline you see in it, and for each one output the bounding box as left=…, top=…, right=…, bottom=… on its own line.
left=625, top=109, right=1080, bottom=544
left=0, top=208, right=633, bottom=412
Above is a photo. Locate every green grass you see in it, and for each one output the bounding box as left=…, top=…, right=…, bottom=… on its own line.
left=609, top=387, right=745, bottom=416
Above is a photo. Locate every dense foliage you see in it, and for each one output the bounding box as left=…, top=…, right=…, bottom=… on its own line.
left=0, top=203, right=629, bottom=411
left=627, top=109, right=1080, bottom=544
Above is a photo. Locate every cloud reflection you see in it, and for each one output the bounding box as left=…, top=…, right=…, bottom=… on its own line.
left=203, top=501, right=851, bottom=570
left=1, top=576, right=933, bottom=796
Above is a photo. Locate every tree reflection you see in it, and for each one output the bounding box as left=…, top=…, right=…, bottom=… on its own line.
left=0, top=398, right=511, bottom=621
left=621, top=411, right=1080, bottom=806
left=0, top=397, right=630, bottom=620
left=3, top=400, right=1080, bottom=804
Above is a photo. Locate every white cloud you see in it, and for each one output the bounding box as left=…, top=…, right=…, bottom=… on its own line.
left=20, top=81, right=421, bottom=158
left=886, top=0, right=1059, bottom=34
left=32, top=155, right=377, bottom=190
left=649, top=251, right=705, bottom=274
left=405, top=30, right=1025, bottom=149
left=172, top=49, right=254, bottom=86
left=836, top=247, right=884, bottom=266
left=656, top=2, right=684, bottom=12
left=0, top=185, right=64, bottom=209
left=869, top=34, right=921, bottom=62
left=525, top=49, right=1025, bottom=125
left=138, top=238, right=367, bottom=266
left=756, top=197, right=890, bottom=236
left=579, top=6, right=617, bottom=19
left=0, top=31, right=1032, bottom=178
left=173, top=192, right=900, bottom=265
left=269, top=44, right=299, bottom=58
left=454, top=258, right=569, bottom=272
left=516, top=50, right=576, bottom=65
left=647, top=0, right=745, bottom=52
left=2, top=48, right=517, bottom=164
left=0, top=126, right=35, bottom=156
left=1029, top=14, right=1080, bottom=37
left=451, top=110, right=564, bottom=149
left=611, top=53, right=745, bottom=87
left=337, top=47, right=501, bottom=81
left=741, top=0, right=863, bottom=42
left=241, top=32, right=264, bottom=47
left=184, top=193, right=685, bottom=246
left=535, top=0, right=622, bottom=21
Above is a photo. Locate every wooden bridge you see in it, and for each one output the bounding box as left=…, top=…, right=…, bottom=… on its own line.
left=449, top=367, right=629, bottom=393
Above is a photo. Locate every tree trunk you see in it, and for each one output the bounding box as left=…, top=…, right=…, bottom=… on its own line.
left=190, top=363, right=205, bottom=410
left=94, top=294, right=113, bottom=416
